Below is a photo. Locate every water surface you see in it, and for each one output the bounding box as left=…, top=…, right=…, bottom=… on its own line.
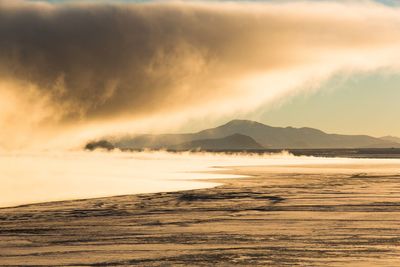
left=1, top=151, right=400, bottom=208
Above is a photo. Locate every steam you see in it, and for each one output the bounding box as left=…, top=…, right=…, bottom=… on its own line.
left=1, top=0, right=400, bottom=149
left=2, top=150, right=400, bottom=207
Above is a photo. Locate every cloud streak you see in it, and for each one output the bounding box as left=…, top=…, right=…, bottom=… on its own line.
left=1, top=0, right=400, bottom=149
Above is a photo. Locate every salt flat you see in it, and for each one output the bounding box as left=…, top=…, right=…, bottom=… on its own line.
left=0, top=157, right=399, bottom=266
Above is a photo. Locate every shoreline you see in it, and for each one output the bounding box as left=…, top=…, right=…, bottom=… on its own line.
left=0, top=165, right=252, bottom=210
left=2, top=156, right=400, bottom=210
left=1, top=167, right=399, bottom=266
left=2, top=150, right=400, bottom=209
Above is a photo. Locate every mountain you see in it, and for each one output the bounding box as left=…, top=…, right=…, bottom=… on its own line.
left=111, top=120, right=400, bottom=150
left=380, top=136, right=400, bottom=143
left=170, top=133, right=264, bottom=150
left=190, top=120, right=400, bottom=149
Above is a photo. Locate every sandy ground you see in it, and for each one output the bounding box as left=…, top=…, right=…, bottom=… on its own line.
left=1, top=166, right=400, bottom=266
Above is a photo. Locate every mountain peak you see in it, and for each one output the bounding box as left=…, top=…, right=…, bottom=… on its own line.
left=224, top=119, right=265, bottom=125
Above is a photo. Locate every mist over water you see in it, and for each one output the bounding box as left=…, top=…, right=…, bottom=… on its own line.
left=1, top=151, right=399, bottom=208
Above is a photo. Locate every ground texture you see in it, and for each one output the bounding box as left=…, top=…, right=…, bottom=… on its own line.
left=1, top=168, right=400, bottom=266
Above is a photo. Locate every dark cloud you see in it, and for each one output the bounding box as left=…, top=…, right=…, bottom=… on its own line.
left=1, top=0, right=400, bottom=149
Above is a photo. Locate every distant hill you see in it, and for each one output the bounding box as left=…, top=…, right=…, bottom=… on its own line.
left=380, top=136, right=400, bottom=143
left=106, top=120, right=400, bottom=150
left=170, top=133, right=264, bottom=150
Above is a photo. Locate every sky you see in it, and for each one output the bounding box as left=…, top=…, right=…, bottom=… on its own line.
left=258, top=72, right=400, bottom=137
left=1, top=0, right=400, bottom=149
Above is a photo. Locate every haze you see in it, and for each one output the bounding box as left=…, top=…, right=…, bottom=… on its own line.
left=2, top=150, right=400, bottom=208
left=2, top=0, right=400, bottom=149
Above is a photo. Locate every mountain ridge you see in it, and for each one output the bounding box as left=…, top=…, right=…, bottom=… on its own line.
left=170, top=133, right=264, bottom=151
left=380, top=135, right=400, bottom=143
left=104, top=120, right=400, bottom=150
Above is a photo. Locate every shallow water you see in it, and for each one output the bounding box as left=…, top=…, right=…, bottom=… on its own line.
left=1, top=150, right=400, bottom=208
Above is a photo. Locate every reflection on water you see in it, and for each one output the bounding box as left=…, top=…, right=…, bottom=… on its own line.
left=0, top=150, right=400, bottom=208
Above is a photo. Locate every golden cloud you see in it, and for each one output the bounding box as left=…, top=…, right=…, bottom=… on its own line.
left=1, top=0, right=400, bottom=149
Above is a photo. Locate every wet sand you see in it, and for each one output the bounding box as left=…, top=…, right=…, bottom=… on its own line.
left=1, top=166, right=400, bottom=266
